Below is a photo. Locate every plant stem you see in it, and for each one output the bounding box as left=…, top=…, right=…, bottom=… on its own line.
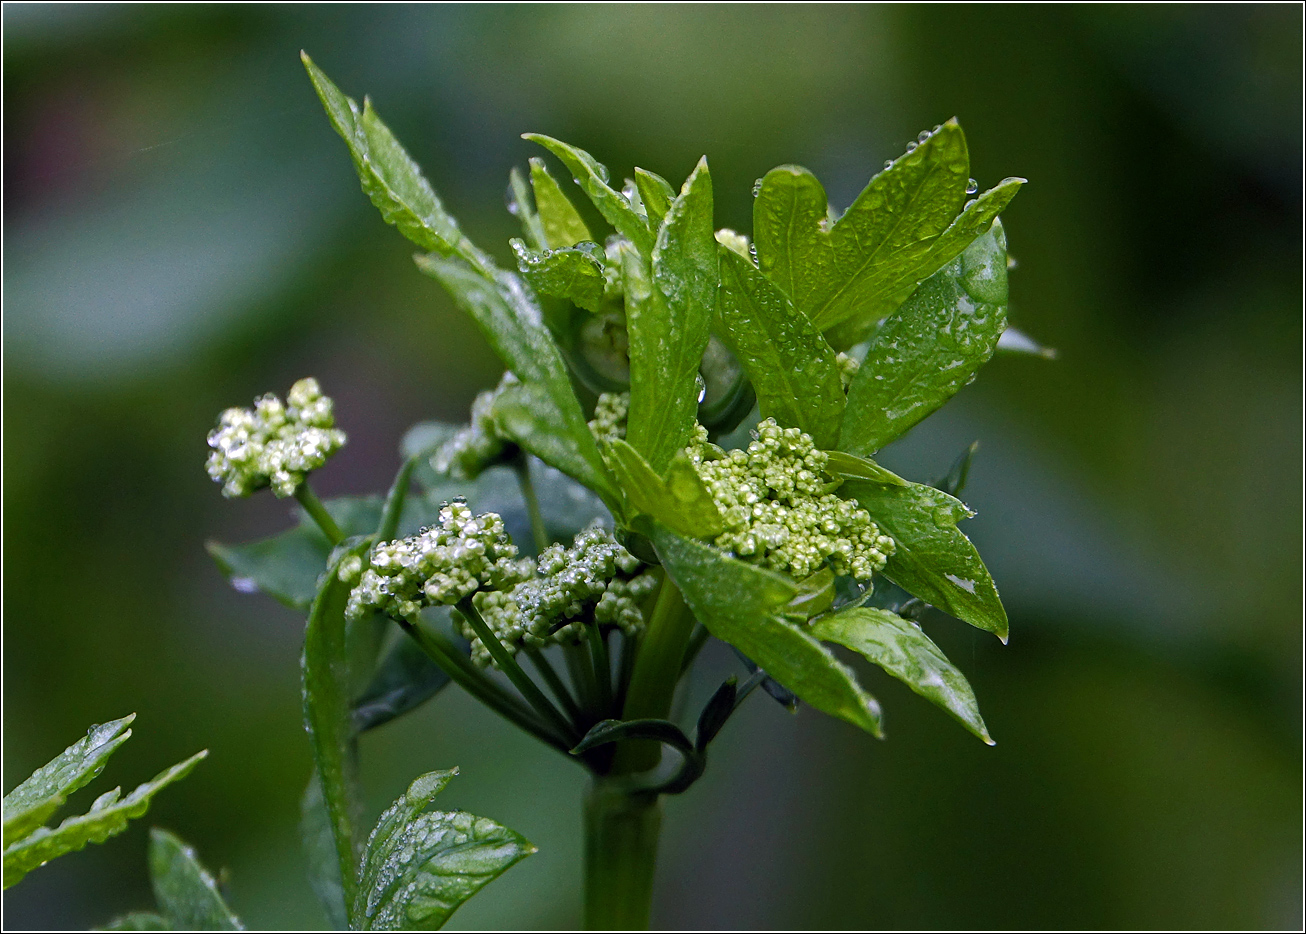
left=584, top=780, right=661, bottom=930
left=511, top=453, right=550, bottom=555
left=295, top=482, right=344, bottom=546
left=678, top=623, right=710, bottom=676
left=564, top=642, right=601, bottom=719
left=613, top=576, right=695, bottom=774
left=396, top=616, right=570, bottom=755
left=585, top=622, right=614, bottom=716
left=525, top=647, right=584, bottom=725
left=457, top=598, right=579, bottom=745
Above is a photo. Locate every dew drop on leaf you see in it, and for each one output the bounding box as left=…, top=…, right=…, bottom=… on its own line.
left=883, top=159, right=894, bottom=170
left=965, top=178, right=979, bottom=195
left=905, top=141, right=918, bottom=153
left=752, top=178, right=763, bottom=197
left=917, top=130, right=931, bottom=143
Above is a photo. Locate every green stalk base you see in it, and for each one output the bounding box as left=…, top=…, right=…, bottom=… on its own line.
left=584, top=780, right=662, bottom=931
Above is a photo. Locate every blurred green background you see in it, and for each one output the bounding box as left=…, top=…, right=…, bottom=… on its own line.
left=4, top=4, right=1301, bottom=929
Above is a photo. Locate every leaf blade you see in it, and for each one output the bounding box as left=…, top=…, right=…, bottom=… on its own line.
left=529, top=157, right=594, bottom=249
left=523, top=134, right=653, bottom=254
left=148, top=828, right=244, bottom=930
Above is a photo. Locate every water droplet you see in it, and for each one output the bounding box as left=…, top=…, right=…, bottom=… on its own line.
left=932, top=124, right=942, bottom=133
left=231, top=577, right=258, bottom=594
left=905, top=141, right=918, bottom=153
left=964, top=198, right=977, bottom=210
left=503, top=181, right=520, bottom=216
left=918, top=130, right=931, bottom=143
left=883, top=159, right=894, bottom=170
left=752, top=178, right=764, bottom=197
left=748, top=243, right=758, bottom=262
left=965, top=178, right=978, bottom=195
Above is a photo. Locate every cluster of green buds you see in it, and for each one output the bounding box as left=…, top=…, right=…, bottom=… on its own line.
left=835, top=352, right=861, bottom=392
left=587, top=391, right=630, bottom=444
left=689, top=418, right=895, bottom=582
left=431, top=372, right=518, bottom=480
left=465, top=523, right=656, bottom=667
left=344, top=502, right=533, bottom=621
left=205, top=377, right=345, bottom=498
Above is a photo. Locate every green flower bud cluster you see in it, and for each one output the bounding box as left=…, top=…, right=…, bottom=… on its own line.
left=345, top=502, right=533, bottom=621
left=462, top=523, right=656, bottom=667
left=432, top=373, right=518, bottom=480
left=205, top=377, right=346, bottom=499
left=688, top=419, right=895, bottom=582
left=835, top=352, right=860, bottom=391
left=588, top=391, right=630, bottom=444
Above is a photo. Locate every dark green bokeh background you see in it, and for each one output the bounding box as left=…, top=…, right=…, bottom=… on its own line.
left=4, top=4, right=1301, bottom=929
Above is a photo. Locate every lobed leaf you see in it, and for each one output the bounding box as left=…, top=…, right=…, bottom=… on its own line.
left=647, top=521, right=882, bottom=736
left=523, top=134, right=653, bottom=254
left=811, top=606, right=993, bottom=743
left=606, top=440, right=724, bottom=539
left=355, top=770, right=534, bottom=930
left=4, top=751, right=206, bottom=890
left=148, top=828, right=244, bottom=930
left=624, top=159, right=716, bottom=473
left=529, top=157, right=594, bottom=249
left=4, top=715, right=135, bottom=847
left=415, top=254, right=621, bottom=511
left=840, top=477, right=1008, bottom=642
left=716, top=247, right=845, bottom=448
left=510, top=239, right=606, bottom=314
left=302, top=54, right=489, bottom=272
left=839, top=220, right=1011, bottom=455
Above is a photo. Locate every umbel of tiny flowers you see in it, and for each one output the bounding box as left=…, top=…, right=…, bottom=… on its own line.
left=205, top=377, right=346, bottom=542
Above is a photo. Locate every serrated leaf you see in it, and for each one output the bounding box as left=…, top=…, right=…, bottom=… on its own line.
left=839, top=220, right=1011, bottom=455
left=415, top=254, right=621, bottom=512
left=206, top=497, right=383, bottom=611
left=510, top=239, right=606, bottom=314
left=100, top=911, right=171, bottom=930
left=529, top=157, right=593, bottom=250
left=623, top=159, right=716, bottom=473
left=634, top=168, right=675, bottom=228
left=301, top=769, right=348, bottom=930
left=523, top=134, right=653, bottom=254
left=606, top=440, right=724, bottom=539
left=812, top=606, right=993, bottom=743
left=4, top=715, right=135, bottom=847
left=647, top=521, right=882, bottom=736
left=148, top=828, right=244, bottom=930
left=302, top=54, right=488, bottom=272
left=353, top=636, right=452, bottom=734
left=301, top=543, right=371, bottom=918
left=716, top=247, right=844, bottom=448
left=4, top=751, right=206, bottom=890
left=840, top=476, right=1008, bottom=641
left=355, top=770, right=534, bottom=930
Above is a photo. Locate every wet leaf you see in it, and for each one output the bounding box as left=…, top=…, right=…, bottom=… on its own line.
left=301, top=769, right=348, bottom=930
left=840, top=477, right=1008, bottom=642
left=529, top=157, right=594, bottom=249
left=354, top=770, right=534, bottom=930
left=839, top=220, right=1012, bottom=455
left=716, top=248, right=845, bottom=449
left=148, top=828, right=244, bottom=930
left=634, top=167, right=675, bottom=228
left=523, top=134, right=653, bottom=254
left=812, top=606, right=993, bottom=743
left=606, top=440, right=724, bottom=538
left=647, top=521, right=882, bottom=736
left=510, top=239, right=606, bottom=314
left=624, top=159, right=716, bottom=473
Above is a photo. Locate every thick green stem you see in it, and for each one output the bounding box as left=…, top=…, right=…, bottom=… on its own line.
left=295, top=482, right=344, bottom=545
left=614, top=576, right=695, bottom=774
left=584, top=781, right=662, bottom=931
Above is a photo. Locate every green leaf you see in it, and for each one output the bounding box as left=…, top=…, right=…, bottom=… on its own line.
left=620, top=159, right=716, bottom=472
left=647, top=521, right=882, bottom=736
left=505, top=166, right=547, bottom=252
left=606, top=440, right=724, bottom=539
left=302, top=54, right=488, bottom=272
left=353, top=635, right=452, bottom=734
left=301, top=770, right=348, bottom=931
left=100, top=911, right=171, bottom=930
left=715, top=247, right=844, bottom=448
left=840, top=477, right=1008, bottom=642
left=206, top=497, right=383, bottom=611
left=415, top=253, right=621, bottom=511
left=355, top=770, right=535, bottom=930
left=788, top=566, right=836, bottom=620
left=523, top=134, right=653, bottom=254
left=811, top=606, right=993, bottom=743
left=529, top=157, right=594, bottom=250
left=148, top=828, right=244, bottom=930
left=823, top=450, right=909, bottom=487
left=4, top=751, right=206, bottom=890
left=634, top=168, right=675, bottom=228
left=571, top=719, right=704, bottom=794
left=753, top=122, right=1024, bottom=338
left=4, top=715, right=135, bottom=847
left=510, top=239, right=606, bottom=314
left=301, top=543, right=371, bottom=919
left=839, top=220, right=1011, bottom=455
